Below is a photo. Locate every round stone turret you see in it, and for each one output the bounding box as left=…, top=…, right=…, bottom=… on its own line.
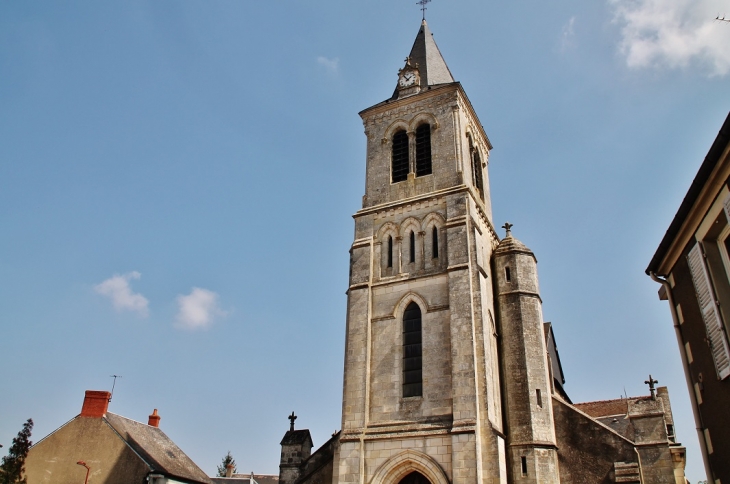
left=493, top=229, right=540, bottom=297
left=492, top=224, right=559, bottom=483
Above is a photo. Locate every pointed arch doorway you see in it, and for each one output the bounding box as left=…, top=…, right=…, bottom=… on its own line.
left=398, top=472, right=431, bottom=484
left=369, top=450, right=450, bottom=484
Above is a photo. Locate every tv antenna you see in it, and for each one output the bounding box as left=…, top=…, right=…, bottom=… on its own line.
left=717, top=14, right=730, bottom=23
left=110, top=375, right=122, bottom=402
left=417, top=0, right=432, bottom=21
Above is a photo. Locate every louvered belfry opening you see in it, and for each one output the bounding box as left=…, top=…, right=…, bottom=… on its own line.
left=403, top=302, right=423, bottom=397
left=392, top=130, right=409, bottom=182
left=469, top=136, right=484, bottom=197
left=473, top=150, right=484, bottom=193
left=415, top=123, right=432, bottom=176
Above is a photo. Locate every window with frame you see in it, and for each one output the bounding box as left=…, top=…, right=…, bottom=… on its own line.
left=392, top=130, right=409, bottom=183
left=403, top=302, right=422, bottom=397
left=432, top=226, right=439, bottom=259
left=415, top=123, right=432, bottom=176
left=686, top=193, right=730, bottom=380
left=469, top=136, right=484, bottom=196
left=387, top=236, right=394, bottom=268
left=409, top=231, right=416, bottom=263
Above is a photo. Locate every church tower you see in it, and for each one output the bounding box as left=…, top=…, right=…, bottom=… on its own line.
left=337, top=20, right=511, bottom=484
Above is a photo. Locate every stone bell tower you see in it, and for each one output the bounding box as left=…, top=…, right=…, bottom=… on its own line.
left=337, top=20, right=509, bottom=484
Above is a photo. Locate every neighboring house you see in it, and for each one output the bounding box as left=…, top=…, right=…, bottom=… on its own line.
left=280, top=18, right=688, bottom=484
left=25, top=390, right=213, bottom=484
left=647, top=111, right=730, bottom=483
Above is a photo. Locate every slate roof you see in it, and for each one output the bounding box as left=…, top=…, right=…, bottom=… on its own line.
left=280, top=429, right=313, bottom=446
left=104, top=413, right=213, bottom=484
left=401, top=19, right=455, bottom=90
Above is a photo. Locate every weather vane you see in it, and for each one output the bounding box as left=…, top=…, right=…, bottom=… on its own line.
left=717, top=14, right=730, bottom=23
left=417, top=0, right=432, bottom=21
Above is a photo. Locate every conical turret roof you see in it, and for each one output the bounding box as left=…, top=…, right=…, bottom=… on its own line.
left=494, top=225, right=535, bottom=257
left=395, top=20, right=455, bottom=94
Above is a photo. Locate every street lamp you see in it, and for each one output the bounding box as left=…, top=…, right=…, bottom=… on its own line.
left=76, top=461, right=90, bottom=484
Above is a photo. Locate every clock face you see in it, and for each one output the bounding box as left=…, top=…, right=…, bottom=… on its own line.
left=399, top=71, right=417, bottom=88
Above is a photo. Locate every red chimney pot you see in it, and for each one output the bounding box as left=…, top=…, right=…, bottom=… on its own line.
left=80, top=390, right=111, bottom=418
left=148, top=408, right=161, bottom=428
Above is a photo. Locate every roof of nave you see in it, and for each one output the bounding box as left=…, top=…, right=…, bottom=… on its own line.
left=573, top=396, right=651, bottom=418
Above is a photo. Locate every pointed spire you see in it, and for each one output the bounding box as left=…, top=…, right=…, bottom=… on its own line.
left=396, top=20, right=455, bottom=93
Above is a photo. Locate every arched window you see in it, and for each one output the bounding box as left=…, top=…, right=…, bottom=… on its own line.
left=403, top=302, right=422, bottom=397
left=409, top=231, right=416, bottom=263
left=415, top=124, right=432, bottom=176
left=473, top=150, right=484, bottom=193
left=392, top=130, right=409, bottom=183
left=469, top=136, right=484, bottom=195
left=387, top=236, right=393, bottom=268
left=432, top=226, right=439, bottom=259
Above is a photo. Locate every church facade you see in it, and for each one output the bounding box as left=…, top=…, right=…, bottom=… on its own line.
left=278, top=21, right=687, bottom=484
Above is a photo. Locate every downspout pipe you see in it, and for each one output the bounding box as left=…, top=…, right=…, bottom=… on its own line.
left=649, top=271, right=713, bottom=482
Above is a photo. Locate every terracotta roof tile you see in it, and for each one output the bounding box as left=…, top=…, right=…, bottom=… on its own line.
left=574, top=398, right=631, bottom=418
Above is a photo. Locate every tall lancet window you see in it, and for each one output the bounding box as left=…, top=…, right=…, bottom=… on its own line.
left=469, top=136, right=484, bottom=196
left=387, top=236, right=394, bottom=268
left=415, top=124, right=432, bottom=176
left=409, top=231, right=416, bottom=263
left=392, top=130, right=409, bottom=182
left=432, top=226, right=439, bottom=258
left=403, top=302, right=423, bottom=397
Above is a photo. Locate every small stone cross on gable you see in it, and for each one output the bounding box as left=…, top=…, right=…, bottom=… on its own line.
left=645, top=375, right=658, bottom=400
left=288, top=411, right=297, bottom=431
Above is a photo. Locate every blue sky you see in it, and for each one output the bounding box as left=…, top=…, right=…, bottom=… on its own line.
left=1, top=0, right=729, bottom=481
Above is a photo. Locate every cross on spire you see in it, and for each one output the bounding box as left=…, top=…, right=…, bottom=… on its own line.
left=502, top=222, right=513, bottom=237
left=288, top=411, right=297, bottom=431
left=645, top=375, right=659, bottom=400
left=417, top=0, right=432, bottom=21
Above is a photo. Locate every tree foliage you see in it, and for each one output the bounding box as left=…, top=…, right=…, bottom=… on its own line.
left=0, top=419, right=33, bottom=484
left=216, top=451, right=237, bottom=477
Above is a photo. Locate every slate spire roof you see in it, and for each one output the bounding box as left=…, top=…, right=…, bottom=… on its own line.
left=394, top=20, right=455, bottom=94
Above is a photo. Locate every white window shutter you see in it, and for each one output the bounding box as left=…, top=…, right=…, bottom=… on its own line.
left=687, top=242, right=730, bottom=379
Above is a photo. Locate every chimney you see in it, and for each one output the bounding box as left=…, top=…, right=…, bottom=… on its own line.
left=148, top=409, right=161, bottom=428
left=225, top=464, right=234, bottom=478
left=80, top=390, right=111, bottom=418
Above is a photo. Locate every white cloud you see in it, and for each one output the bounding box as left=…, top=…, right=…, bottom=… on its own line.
left=175, top=287, right=226, bottom=331
left=561, top=16, right=577, bottom=51
left=94, top=271, right=149, bottom=317
left=609, top=0, right=730, bottom=75
left=317, top=56, right=340, bottom=75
